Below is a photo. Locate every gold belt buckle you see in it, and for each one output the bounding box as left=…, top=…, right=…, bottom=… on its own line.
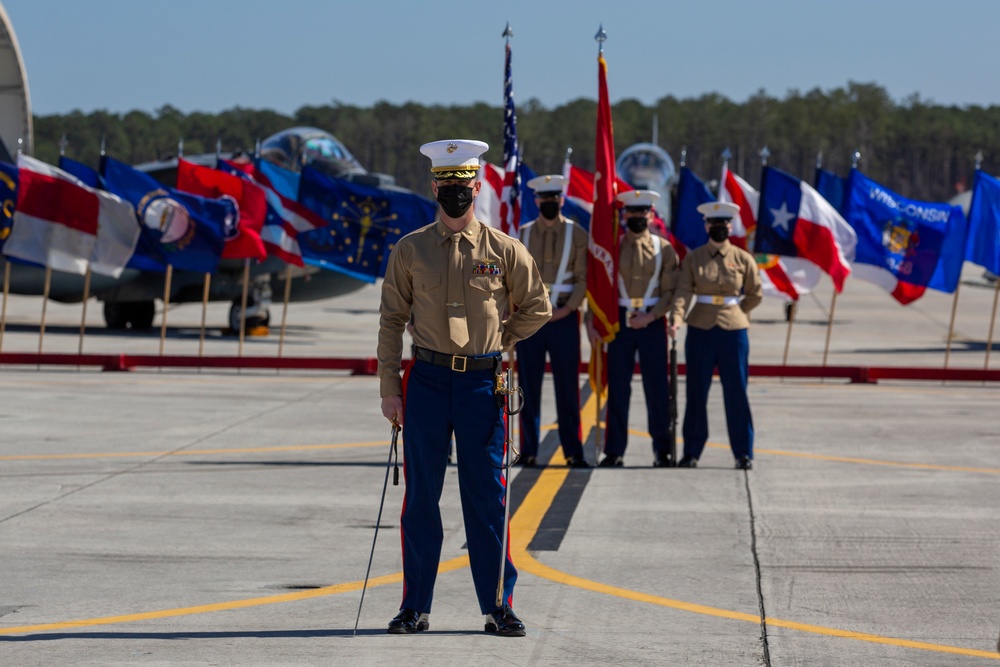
left=630, top=297, right=645, bottom=310
left=451, top=355, right=468, bottom=372
left=711, top=295, right=725, bottom=306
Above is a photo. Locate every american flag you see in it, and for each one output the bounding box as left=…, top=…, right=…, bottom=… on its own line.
left=499, top=41, right=520, bottom=237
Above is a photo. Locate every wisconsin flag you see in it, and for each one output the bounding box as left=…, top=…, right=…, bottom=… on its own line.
left=843, top=169, right=967, bottom=304
left=5, top=155, right=139, bottom=277
left=758, top=166, right=856, bottom=292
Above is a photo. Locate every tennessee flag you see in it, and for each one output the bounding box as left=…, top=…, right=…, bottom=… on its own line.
left=587, top=52, right=619, bottom=396
left=176, top=159, right=266, bottom=261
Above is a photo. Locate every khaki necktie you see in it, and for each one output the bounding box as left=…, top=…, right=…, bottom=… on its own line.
left=448, top=234, right=469, bottom=348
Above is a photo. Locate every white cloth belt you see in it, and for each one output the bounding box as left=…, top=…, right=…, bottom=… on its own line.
left=695, top=295, right=740, bottom=306
left=618, top=297, right=659, bottom=309
left=521, top=220, right=578, bottom=307
left=617, top=234, right=663, bottom=312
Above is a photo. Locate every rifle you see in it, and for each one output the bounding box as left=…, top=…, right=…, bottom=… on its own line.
left=667, top=332, right=678, bottom=465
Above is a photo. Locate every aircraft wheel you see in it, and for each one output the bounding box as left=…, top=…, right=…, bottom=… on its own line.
left=103, top=301, right=156, bottom=330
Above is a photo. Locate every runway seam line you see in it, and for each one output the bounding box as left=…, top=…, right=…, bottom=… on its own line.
left=745, top=469, right=771, bottom=666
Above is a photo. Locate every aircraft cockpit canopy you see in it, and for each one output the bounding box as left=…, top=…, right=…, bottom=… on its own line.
left=259, top=127, right=363, bottom=177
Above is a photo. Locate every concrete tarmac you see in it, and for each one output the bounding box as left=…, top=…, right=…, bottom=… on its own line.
left=0, top=268, right=999, bottom=665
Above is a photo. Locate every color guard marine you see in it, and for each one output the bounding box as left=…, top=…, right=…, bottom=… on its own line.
left=670, top=201, right=763, bottom=470
left=516, top=174, right=590, bottom=467
left=588, top=190, right=680, bottom=467
left=377, top=139, right=551, bottom=636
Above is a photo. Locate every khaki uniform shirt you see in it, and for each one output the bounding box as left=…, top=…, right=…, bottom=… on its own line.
left=378, top=218, right=552, bottom=397
left=519, top=216, right=588, bottom=311
left=618, top=230, right=679, bottom=320
left=672, top=241, right=763, bottom=330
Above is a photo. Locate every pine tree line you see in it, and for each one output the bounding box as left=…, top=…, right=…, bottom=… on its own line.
left=31, top=82, right=1000, bottom=202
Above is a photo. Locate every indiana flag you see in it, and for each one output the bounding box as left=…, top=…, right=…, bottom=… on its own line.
left=844, top=168, right=967, bottom=303
left=498, top=41, right=521, bottom=237
left=758, top=166, right=856, bottom=292
left=177, top=158, right=267, bottom=261
left=5, top=155, right=139, bottom=277
left=719, top=165, right=820, bottom=301
left=965, top=169, right=1000, bottom=275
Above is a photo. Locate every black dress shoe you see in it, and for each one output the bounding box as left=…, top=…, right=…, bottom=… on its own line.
left=597, top=454, right=623, bottom=467
left=652, top=454, right=675, bottom=468
left=564, top=456, right=592, bottom=468
left=735, top=456, right=753, bottom=470
left=517, top=455, right=537, bottom=467
left=484, top=605, right=526, bottom=637
left=677, top=456, right=698, bottom=468
left=387, top=608, right=429, bottom=634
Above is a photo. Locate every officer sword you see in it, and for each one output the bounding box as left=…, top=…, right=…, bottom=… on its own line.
left=494, top=353, right=523, bottom=608
left=353, top=418, right=400, bottom=635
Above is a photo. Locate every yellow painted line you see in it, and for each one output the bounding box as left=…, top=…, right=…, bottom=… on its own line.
left=509, top=463, right=1000, bottom=661
left=0, top=556, right=467, bottom=635
left=0, top=441, right=388, bottom=462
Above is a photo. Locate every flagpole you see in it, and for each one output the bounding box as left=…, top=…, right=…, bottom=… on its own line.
left=278, top=264, right=293, bottom=359
left=38, top=266, right=51, bottom=357
left=0, top=262, right=9, bottom=356
left=159, top=264, right=173, bottom=358
left=199, top=273, right=211, bottom=358
left=594, top=345, right=602, bottom=464
left=77, top=266, right=91, bottom=358
left=822, top=290, right=837, bottom=368
left=985, top=279, right=1000, bottom=377
left=943, top=280, right=961, bottom=372
left=781, top=301, right=796, bottom=372
left=238, top=258, right=250, bottom=360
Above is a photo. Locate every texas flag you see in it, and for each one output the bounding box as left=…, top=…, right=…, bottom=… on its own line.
left=758, top=166, right=857, bottom=292
left=5, top=155, right=139, bottom=277
left=177, top=158, right=267, bottom=261
left=719, top=166, right=821, bottom=301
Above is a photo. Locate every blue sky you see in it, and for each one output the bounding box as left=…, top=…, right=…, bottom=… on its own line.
left=5, top=0, right=998, bottom=116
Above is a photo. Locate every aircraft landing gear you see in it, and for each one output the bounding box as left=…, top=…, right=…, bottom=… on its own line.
left=104, top=300, right=155, bottom=330
left=228, top=275, right=272, bottom=335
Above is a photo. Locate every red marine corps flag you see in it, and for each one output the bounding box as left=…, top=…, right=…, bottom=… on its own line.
left=587, top=32, right=620, bottom=395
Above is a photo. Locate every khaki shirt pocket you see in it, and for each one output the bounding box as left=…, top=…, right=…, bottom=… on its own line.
left=413, top=273, right=441, bottom=310
left=468, top=275, right=503, bottom=317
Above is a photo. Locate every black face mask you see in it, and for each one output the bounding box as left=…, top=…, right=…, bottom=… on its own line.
left=436, top=184, right=474, bottom=218
left=626, top=216, right=648, bottom=233
left=538, top=200, right=561, bottom=220
left=708, top=225, right=730, bottom=242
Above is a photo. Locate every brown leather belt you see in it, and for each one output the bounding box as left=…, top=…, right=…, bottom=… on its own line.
left=414, top=346, right=499, bottom=372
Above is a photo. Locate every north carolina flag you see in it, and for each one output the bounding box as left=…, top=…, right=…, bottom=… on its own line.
left=758, top=166, right=857, bottom=292
left=719, top=166, right=820, bottom=301
left=5, top=155, right=139, bottom=277
left=177, top=158, right=267, bottom=261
